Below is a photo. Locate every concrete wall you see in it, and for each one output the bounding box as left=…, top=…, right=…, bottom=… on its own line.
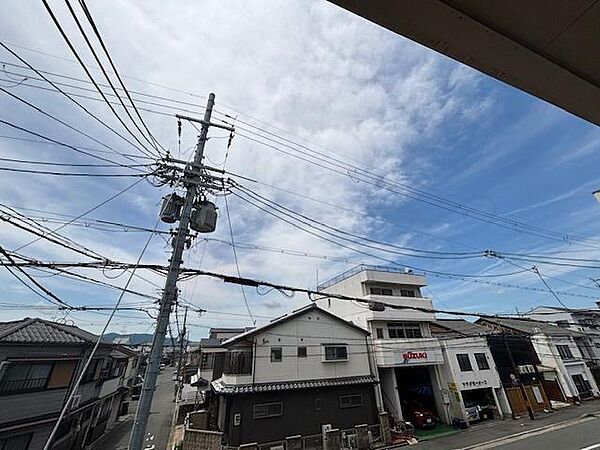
left=183, top=427, right=222, bottom=450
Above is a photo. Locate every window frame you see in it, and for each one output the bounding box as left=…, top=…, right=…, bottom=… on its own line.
left=474, top=353, right=490, bottom=370
left=369, top=287, right=393, bottom=296
left=387, top=322, right=423, bottom=339
left=270, top=347, right=283, bottom=363
left=557, top=344, right=574, bottom=360
left=323, top=344, right=348, bottom=362
left=252, top=402, right=283, bottom=419
left=297, top=346, right=307, bottom=358
left=456, top=354, right=473, bottom=372
left=376, top=328, right=384, bottom=339
left=0, top=361, right=54, bottom=396
left=339, top=393, right=364, bottom=408
left=399, top=289, right=416, bottom=298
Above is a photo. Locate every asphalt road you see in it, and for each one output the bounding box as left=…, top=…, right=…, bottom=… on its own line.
left=492, top=416, right=600, bottom=450
left=93, top=369, right=176, bottom=450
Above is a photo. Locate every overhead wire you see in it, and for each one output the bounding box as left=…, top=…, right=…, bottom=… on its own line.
left=39, top=0, right=159, bottom=159
left=63, top=0, right=165, bottom=156
left=224, top=194, right=256, bottom=324
left=0, top=42, right=150, bottom=163
left=42, top=219, right=159, bottom=450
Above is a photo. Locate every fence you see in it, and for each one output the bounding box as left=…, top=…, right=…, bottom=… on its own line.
left=505, top=384, right=551, bottom=416
left=243, top=424, right=383, bottom=450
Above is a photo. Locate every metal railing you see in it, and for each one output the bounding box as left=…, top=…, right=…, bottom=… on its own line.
left=317, top=265, right=424, bottom=290
left=0, top=377, right=48, bottom=394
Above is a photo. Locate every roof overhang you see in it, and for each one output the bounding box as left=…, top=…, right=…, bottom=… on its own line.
left=329, top=0, right=600, bottom=126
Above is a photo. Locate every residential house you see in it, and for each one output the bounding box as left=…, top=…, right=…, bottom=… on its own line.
left=316, top=265, right=449, bottom=425
left=193, top=328, right=250, bottom=393
left=525, top=306, right=600, bottom=385
left=210, top=304, right=379, bottom=447
left=430, top=320, right=512, bottom=423
left=0, top=318, right=138, bottom=450
left=477, top=317, right=599, bottom=404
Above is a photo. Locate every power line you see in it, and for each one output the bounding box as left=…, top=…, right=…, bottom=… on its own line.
left=39, top=1, right=159, bottom=159
left=63, top=0, right=164, bottom=156
left=224, top=194, right=255, bottom=324
left=13, top=176, right=146, bottom=252
left=0, top=42, right=151, bottom=162
left=0, top=119, right=152, bottom=172
left=0, top=166, right=149, bottom=177
left=77, top=0, right=167, bottom=155
left=42, top=220, right=159, bottom=450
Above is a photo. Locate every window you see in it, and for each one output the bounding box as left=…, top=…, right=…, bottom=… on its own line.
left=82, top=359, right=101, bottom=383
left=400, top=289, right=416, bottom=297
left=376, top=328, right=384, bottom=339
left=324, top=345, right=348, bottom=361
left=200, top=353, right=216, bottom=370
left=387, top=322, right=422, bottom=339
left=253, top=402, right=283, bottom=419
left=557, top=345, right=574, bottom=360
left=47, top=361, right=76, bottom=389
left=474, top=353, right=490, bottom=370
left=297, top=346, right=307, bottom=358
left=0, top=362, right=53, bottom=395
left=0, top=433, right=32, bottom=450
left=271, top=347, right=282, bottom=362
left=456, top=354, right=473, bottom=372
left=315, top=398, right=322, bottom=411
left=340, top=394, right=363, bottom=408
left=224, top=351, right=253, bottom=375
left=369, top=287, right=393, bottom=296
left=556, top=320, right=570, bottom=328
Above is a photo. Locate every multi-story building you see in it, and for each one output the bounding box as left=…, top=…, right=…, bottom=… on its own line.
left=0, top=317, right=138, bottom=450
left=525, top=306, right=600, bottom=385
left=430, top=320, right=512, bottom=423
left=210, top=304, right=379, bottom=447
left=316, top=265, right=448, bottom=425
left=477, top=317, right=599, bottom=403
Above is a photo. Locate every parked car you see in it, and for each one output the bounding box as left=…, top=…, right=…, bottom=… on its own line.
left=407, top=406, right=437, bottom=428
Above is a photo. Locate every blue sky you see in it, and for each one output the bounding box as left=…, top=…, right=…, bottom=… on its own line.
left=0, top=0, right=599, bottom=338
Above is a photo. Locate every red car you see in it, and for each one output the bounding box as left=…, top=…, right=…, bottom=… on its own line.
left=407, top=407, right=437, bottom=428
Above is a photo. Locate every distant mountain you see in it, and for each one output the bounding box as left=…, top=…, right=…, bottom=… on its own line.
left=103, top=333, right=158, bottom=345
left=103, top=333, right=193, bottom=347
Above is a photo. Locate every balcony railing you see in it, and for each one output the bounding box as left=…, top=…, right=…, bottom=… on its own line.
left=0, top=377, right=48, bottom=395
left=317, top=264, right=425, bottom=290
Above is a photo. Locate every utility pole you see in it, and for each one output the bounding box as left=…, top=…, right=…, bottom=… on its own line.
left=503, top=333, right=535, bottom=420
left=176, top=306, right=189, bottom=395
left=129, top=93, right=229, bottom=450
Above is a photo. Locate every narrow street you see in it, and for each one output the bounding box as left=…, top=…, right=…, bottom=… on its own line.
left=91, top=369, right=176, bottom=450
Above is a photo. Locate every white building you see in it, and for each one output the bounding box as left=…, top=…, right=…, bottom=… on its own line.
left=478, top=317, right=600, bottom=402
left=525, top=306, right=600, bottom=386
left=431, top=320, right=512, bottom=423
left=210, top=303, right=379, bottom=446
left=317, top=265, right=450, bottom=425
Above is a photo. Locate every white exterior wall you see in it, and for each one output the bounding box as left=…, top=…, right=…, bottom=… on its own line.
left=222, top=309, right=373, bottom=385
left=532, top=334, right=599, bottom=399
left=438, top=337, right=505, bottom=421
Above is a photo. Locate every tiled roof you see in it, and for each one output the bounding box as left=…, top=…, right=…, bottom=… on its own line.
left=211, top=375, right=376, bottom=394
left=0, top=318, right=99, bottom=344
left=477, top=317, right=585, bottom=337
left=432, top=319, right=489, bottom=337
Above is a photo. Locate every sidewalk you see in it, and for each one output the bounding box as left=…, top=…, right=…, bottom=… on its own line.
left=414, top=400, right=600, bottom=450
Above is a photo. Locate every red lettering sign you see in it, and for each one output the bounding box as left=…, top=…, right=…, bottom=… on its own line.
left=402, top=351, right=428, bottom=362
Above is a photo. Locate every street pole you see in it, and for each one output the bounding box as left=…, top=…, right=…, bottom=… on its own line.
left=128, top=93, right=216, bottom=450
left=176, top=306, right=189, bottom=394
left=503, top=333, right=535, bottom=420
